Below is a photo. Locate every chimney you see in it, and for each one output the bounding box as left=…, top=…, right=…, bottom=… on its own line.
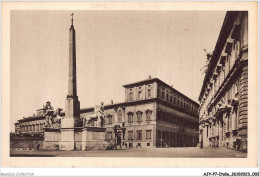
left=111, top=99, right=113, bottom=104
left=148, top=75, right=151, bottom=79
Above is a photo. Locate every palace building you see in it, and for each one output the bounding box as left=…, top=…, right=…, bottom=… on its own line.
left=11, top=13, right=199, bottom=151
left=198, top=11, right=248, bottom=152
left=12, top=77, right=199, bottom=150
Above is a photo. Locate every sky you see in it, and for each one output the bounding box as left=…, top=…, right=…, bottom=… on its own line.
left=10, top=11, right=226, bottom=131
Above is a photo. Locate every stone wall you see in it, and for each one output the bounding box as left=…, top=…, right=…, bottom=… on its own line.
left=43, top=130, right=61, bottom=150
left=10, top=134, right=44, bottom=150
left=239, top=64, right=248, bottom=152
left=81, top=127, right=107, bottom=150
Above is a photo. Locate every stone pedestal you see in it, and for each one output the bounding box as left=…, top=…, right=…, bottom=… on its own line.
left=60, top=129, right=75, bottom=150
left=60, top=118, right=76, bottom=151
left=81, top=127, right=107, bottom=151
left=43, top=128, right=61, bottom=150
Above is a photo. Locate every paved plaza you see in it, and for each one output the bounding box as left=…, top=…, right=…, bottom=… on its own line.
left=10, top=147, right=246, bottom=158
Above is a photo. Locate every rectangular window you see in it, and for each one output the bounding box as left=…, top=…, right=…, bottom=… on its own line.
left=162, top=88, right=165, bottom=99
left=136, top=130, right=142, bottom=140
left=129, top=92, right=133, bottom=101
left=117, top=110, right=122, bottom=123
left=129, top=89, right=133, bottom=101
left=137, top=112, right=142, bottom=122
left=148, top=89, right=152, bottom=97
left=146, top=130, right=152, bottom=139
left=138, top=90, right=142, bottom=99
left=128, top=130, right=133, bottom=140
left=148, top=85, right=152, bottom=97
left=108, top=115, right=112, bottom=124
left=107, top=132, right=112, bottom=140
left=146, top=110, right=152, bottom=121
left=128, top=113, right=133, bottom=123
left=137, top=87, right=142, bottom=99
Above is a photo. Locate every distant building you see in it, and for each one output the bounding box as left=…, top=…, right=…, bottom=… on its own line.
left=198, top=11, right=248, bottom=152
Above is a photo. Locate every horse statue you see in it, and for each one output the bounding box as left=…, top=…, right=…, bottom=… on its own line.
left=82, top=102, right=105, bottom=127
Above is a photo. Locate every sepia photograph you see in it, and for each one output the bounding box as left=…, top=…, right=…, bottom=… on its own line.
left=1, top=1, right=258, bottom=170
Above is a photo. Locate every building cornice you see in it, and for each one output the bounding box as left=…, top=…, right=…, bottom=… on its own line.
left=199, top=11, right=241, bottom=102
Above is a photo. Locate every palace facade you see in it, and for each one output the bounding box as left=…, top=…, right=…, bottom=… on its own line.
left=198, top=11, right=248, bottom=152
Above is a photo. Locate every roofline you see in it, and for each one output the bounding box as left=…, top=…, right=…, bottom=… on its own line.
left=123, top=78, right=199, bottom=106
left=18, top=116, right=45, bottom=123
left=123, top=78, right=159, bottom=87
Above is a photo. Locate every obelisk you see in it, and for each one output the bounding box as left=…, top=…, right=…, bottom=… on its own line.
left=60, top=13, right=80, bottom=150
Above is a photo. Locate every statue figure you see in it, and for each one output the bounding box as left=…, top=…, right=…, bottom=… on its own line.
left=98, top=102, right=105, bottom=127
left=43, top=101, right=55, bottom=128
left=56, top=108, right=63, bottom=117
left=82, top=102, right=105, bottom=127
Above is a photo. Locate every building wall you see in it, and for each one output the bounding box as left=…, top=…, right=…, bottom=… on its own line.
left=104, top=100, right=199, bottom=149
left=156, top=103, right=199, bottom=147
left=125, top=82, right=157, bottom=102
left=157, top=84, right=199, bottom=116
left=124, top=79, right=199, bottom=117
left=199, top=12, right=248, bottom=152
left=105, top=102, right=157, bottom=148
